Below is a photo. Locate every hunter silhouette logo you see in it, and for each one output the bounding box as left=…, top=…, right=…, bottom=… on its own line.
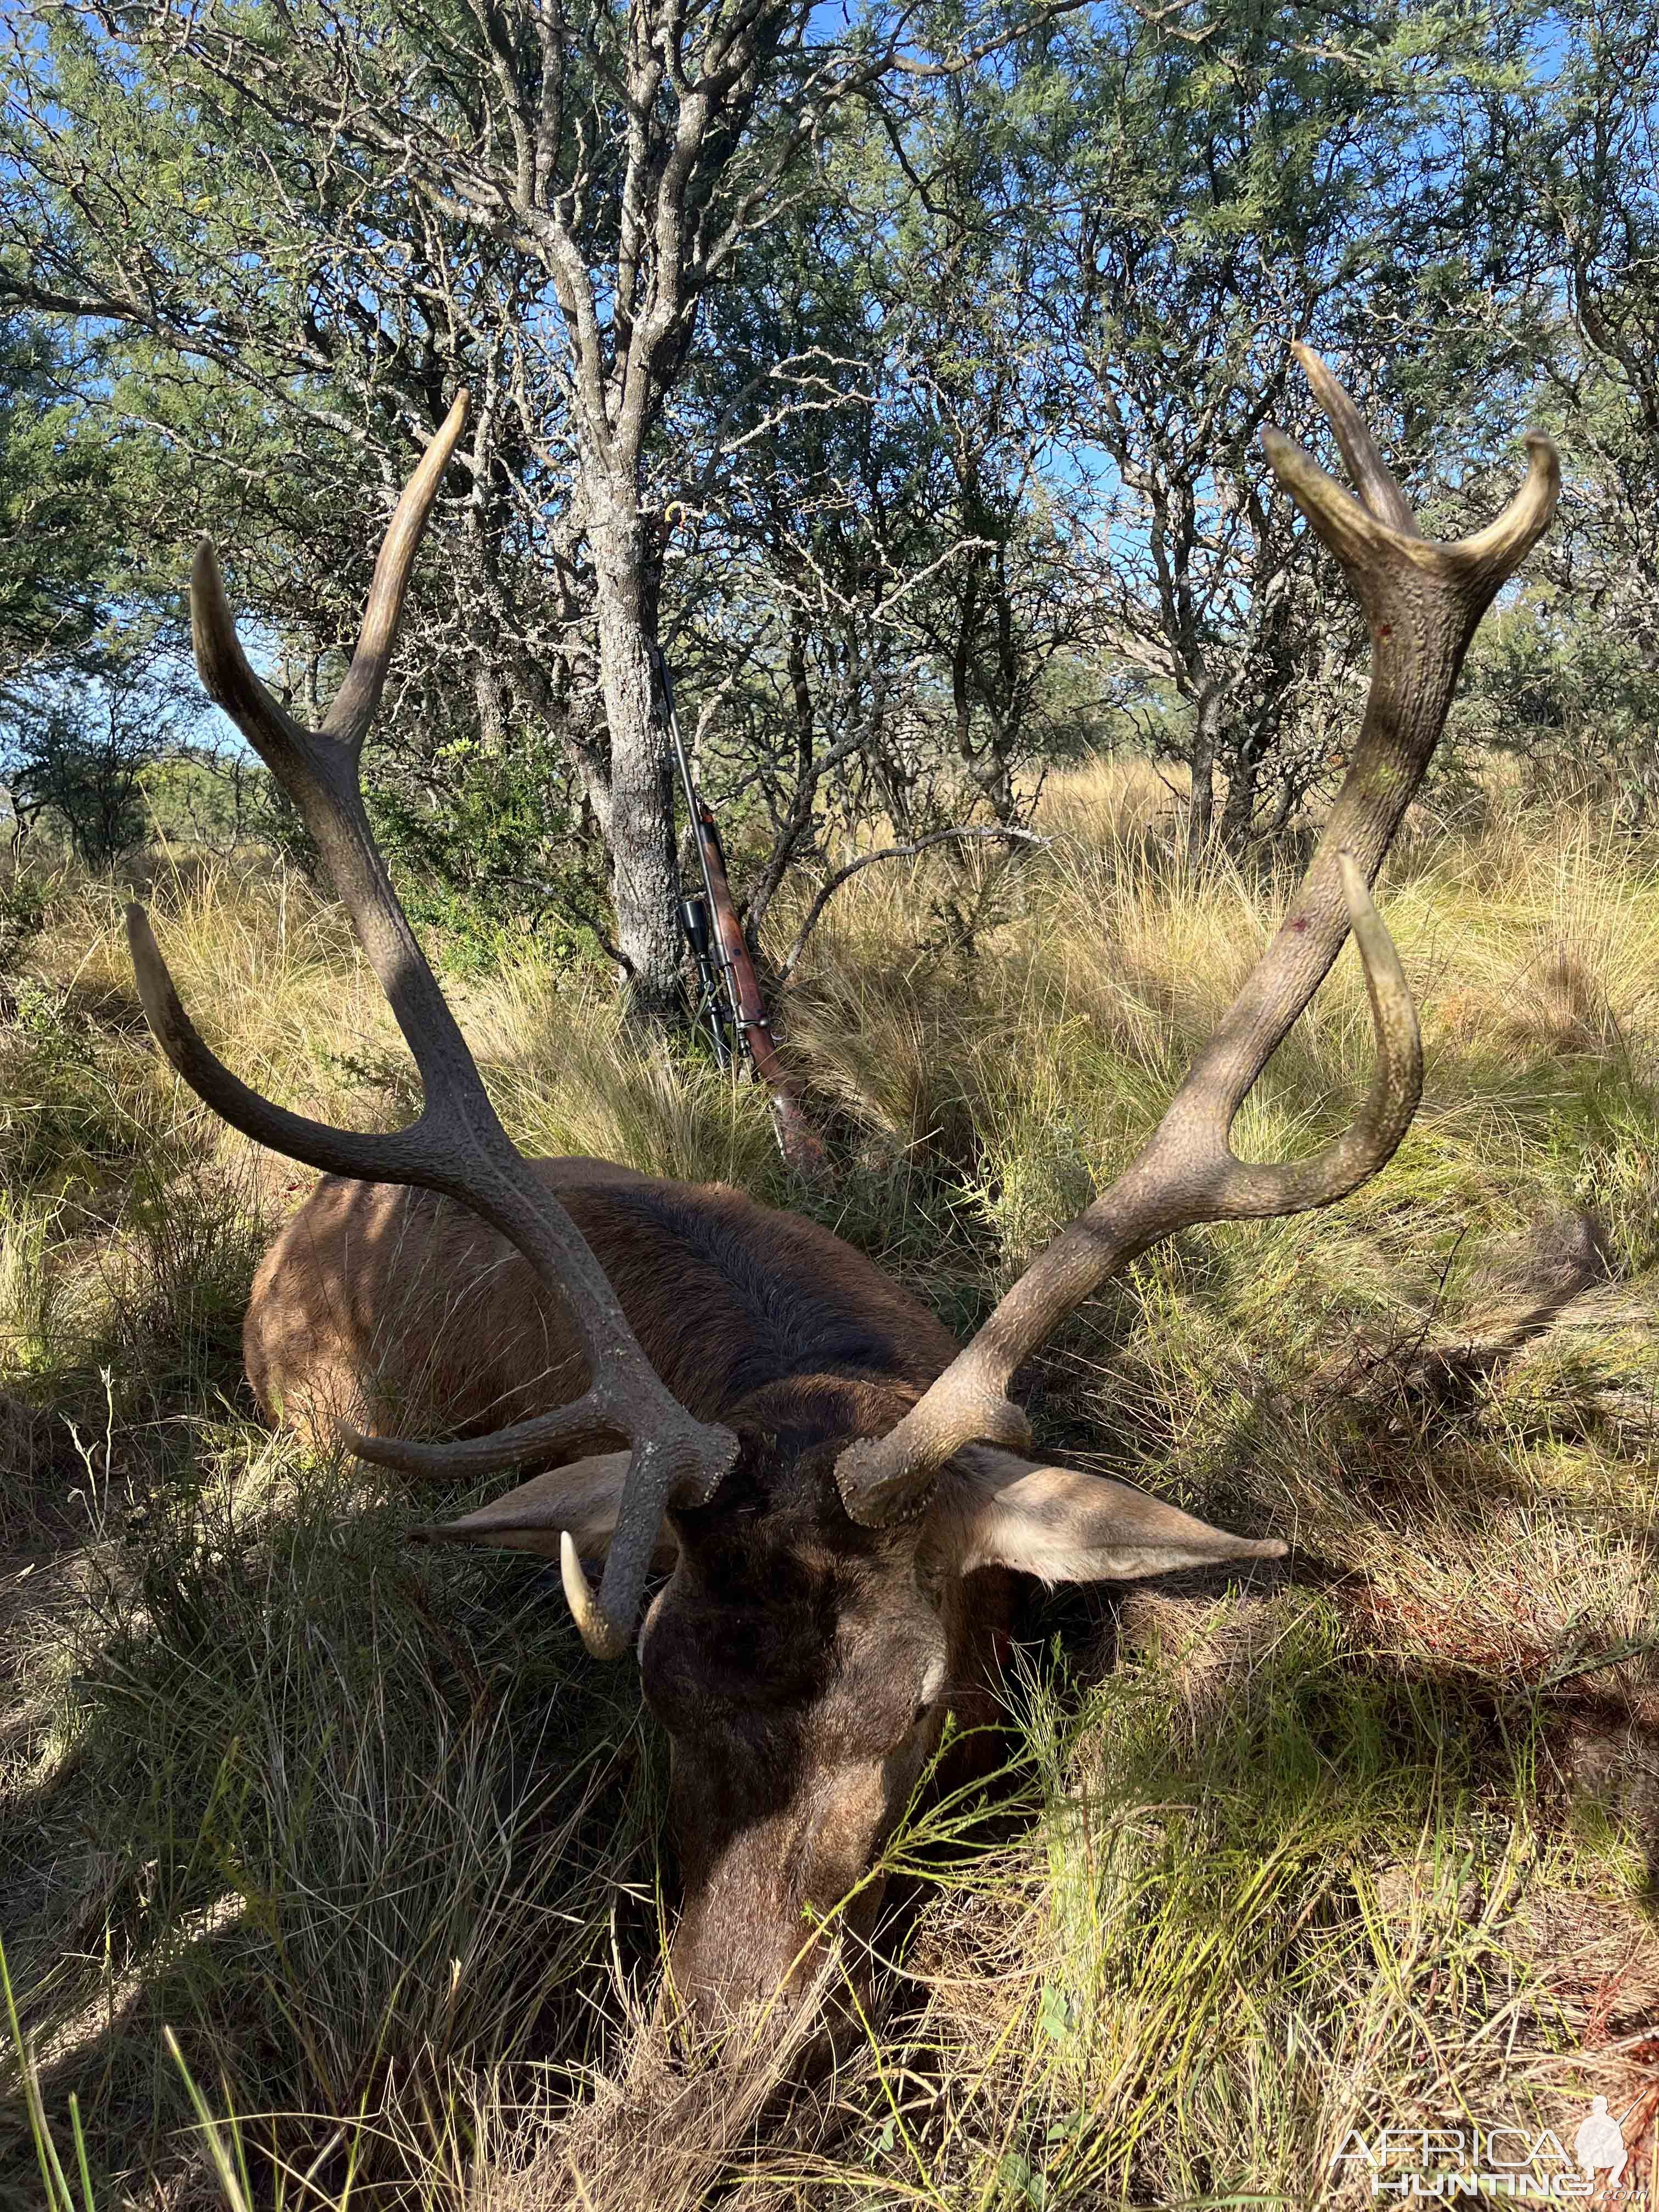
left=1574, top=2098, right=1629, bottom=2189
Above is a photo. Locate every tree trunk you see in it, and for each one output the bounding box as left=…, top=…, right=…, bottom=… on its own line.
left=1186, top=682, right=1223, bottom=869
left=587, top=471, right=681, bottom=1031
left=1218, top=745, right=1259, bottom=849
left=969, top=729, right=1018, bottom=823
left=473, top=655, right=508, bottom=753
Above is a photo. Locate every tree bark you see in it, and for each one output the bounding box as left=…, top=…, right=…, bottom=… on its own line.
left=1218, top=741, right=1259, bottom=849
left=588, top=470, right=681, bottom=1030
left=968, top=732, right=1018, bottom=823
left=1186, top=682, right=1224, bottom=868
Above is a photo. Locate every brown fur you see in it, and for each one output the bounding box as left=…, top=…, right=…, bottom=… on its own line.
left=247, top=1157, right=958, bottom=1443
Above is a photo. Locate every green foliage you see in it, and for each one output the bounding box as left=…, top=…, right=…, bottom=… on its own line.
left=0, top=874, right=46, bottom=981
left=4, top=657, right=179, bottom=867
left=0, top=314, right=125, bottom=687
left=7, top=0, right=1635, bottom=947
left=366, top=734, right=610, bottom=960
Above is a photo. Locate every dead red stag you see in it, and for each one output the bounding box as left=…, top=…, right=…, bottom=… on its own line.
left=127, top=351, right=1558, bottom=2028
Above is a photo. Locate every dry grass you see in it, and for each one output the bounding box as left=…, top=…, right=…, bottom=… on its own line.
left=2, top=768, right=1657, bottom=2207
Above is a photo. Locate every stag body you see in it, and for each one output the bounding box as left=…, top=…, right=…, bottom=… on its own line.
left=247, top=1159, right=957, bottom=1447
left=127, top=354, right=1558, bottom=2036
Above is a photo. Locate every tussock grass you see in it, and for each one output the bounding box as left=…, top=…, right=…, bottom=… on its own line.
left=2, top=770, right=1657, bottom=2205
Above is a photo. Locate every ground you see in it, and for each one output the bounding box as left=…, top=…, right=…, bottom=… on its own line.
left=1, top=763, right=1656, bottom=2208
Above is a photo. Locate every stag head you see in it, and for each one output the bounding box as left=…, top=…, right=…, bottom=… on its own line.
left=126, top=356, right=1556, bottom=2030
left=433, top=1421, right=1279, bottom=2017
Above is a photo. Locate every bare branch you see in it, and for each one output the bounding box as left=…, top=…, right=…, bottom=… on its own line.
left=777, top=826, right=1052, bottom=984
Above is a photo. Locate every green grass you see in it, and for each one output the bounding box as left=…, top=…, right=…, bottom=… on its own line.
left=1, top=768, right=1656, bottom=2207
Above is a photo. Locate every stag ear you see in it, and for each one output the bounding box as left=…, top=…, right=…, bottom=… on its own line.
left=934, top=1446, right=1286, bottom=1583
left=410, top=1451, right=679, bottom=1570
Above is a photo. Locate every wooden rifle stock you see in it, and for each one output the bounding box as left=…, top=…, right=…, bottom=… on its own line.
left=692, top=795, right=823, bottom=1171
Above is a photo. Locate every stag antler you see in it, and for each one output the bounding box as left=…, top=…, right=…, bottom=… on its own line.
left=833, top=347, right=1561, bottom=1526
left=126, top=392, right=736, bottom=1659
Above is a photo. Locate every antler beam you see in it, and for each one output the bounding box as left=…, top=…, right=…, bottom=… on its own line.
left=834, top=347, right=1560, bottom=1527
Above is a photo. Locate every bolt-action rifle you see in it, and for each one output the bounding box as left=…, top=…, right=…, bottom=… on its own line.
left=654, top=647, right=822, bottom=1172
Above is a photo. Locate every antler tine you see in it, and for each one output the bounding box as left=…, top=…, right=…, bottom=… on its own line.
left=1289, top=341, right=1419, bottom=537
left=127, top=903, right=437, bottom=1186
left=835, top=351, right=1561, bottom=1529
left=324, top=394, right=475, bottom=751
left=131, top=393, right=736, bottom=1660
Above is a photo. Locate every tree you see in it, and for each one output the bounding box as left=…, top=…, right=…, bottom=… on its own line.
left=1014, top=1, right=1549, bottom=860
left=3, top=651, right=197, bottom=866
left=666, top=77, right=1089, bottom=944
left=0, top=311, right=131, bottom=690
left=0, top=309, right=190, bottom=857
left=840, top=60, right=1092, bottom=827
left=3, top=0, right=1078, bottom=1026
left=1483, top=0, right=1659, bottom=818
